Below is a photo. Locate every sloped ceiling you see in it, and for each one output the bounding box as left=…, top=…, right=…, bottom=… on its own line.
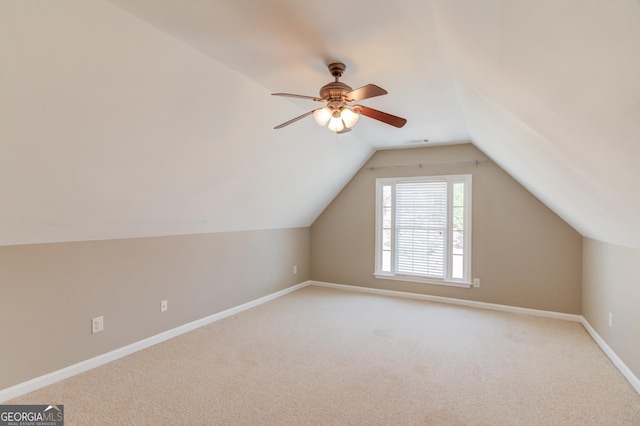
left=1, top=1, right=639, bottom=249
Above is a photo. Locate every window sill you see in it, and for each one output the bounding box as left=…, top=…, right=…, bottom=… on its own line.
left=374, top=273, right=472, bottom=288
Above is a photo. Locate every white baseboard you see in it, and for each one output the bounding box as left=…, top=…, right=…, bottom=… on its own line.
left=0, top=281, right=310, bottom=403
left=309, top=281, right=582, bottom=322
left=4, top=280, right=639, bottom=401
left=581, top=318, right=640, bottom=395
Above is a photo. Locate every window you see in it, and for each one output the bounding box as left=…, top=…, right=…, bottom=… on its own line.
left=375, top=174, right=472, bottom=287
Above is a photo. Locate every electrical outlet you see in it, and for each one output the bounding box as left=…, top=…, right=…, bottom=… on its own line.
left=293, top=265, right=297, bottom=275
left=608, top=312, right=613, bottom=327
left=161, top=300, right=168, bottom=313
left=472, top=278, right=480, bottom=288
left=92, top=316, right=104, bottom=334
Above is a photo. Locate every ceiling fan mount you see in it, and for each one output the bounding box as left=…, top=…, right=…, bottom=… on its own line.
left=328, top=62, right=346, bottom=77
left=272, top=61, right=407, bottom=133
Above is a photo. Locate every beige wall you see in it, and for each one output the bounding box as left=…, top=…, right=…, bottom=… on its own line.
left=582, top=238, right=640, bottom=380
left=310, top=144, right=582, bottom=313
left=0, top=228, right=309, bottom=390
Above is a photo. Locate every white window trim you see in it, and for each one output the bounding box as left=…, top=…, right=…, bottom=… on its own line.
left=374, top=174, right=472, bottom=289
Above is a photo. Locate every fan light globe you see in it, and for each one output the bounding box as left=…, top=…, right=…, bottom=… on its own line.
left=328, top=117, right=345, bottom=132
left=313, top=108, right=331, bottom=126
left=341, top=109, right=359, bottom=128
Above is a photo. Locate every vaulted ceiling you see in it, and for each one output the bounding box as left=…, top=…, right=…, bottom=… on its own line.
left=1, top=1, right=639, bottom=249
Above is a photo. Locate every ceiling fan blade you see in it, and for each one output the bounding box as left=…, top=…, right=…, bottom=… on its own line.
left=337, top=126, right=351, bottom=135
left=344, top=84, right=387, bottom=102
left=354, top=105, right=407, bottom=128
left=274, top=110, right=315, bottom=129
left=272, top=93, right=324, bottom=102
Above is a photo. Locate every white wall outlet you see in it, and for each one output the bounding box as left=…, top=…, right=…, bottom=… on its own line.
left=91, top=316, right=104, bottom=334
left=608, top=312, right=613, bottom=327
left=293, top=265, right=297, bottom=275
left=472, top=278, right=480, bottom=288
left=161, top=300, right=168, bottom=313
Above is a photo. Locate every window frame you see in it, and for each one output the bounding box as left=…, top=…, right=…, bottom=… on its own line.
left=374, top=174, right=472, bottom=288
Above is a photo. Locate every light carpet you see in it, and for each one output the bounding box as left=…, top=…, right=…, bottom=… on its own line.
left=9, top=285, right=640, bottom=425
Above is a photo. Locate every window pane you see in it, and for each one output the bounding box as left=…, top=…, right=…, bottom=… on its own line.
left=382, top=251, right=391, bottom=272
left=394, top=181, right=447, bottom=279
left=453, top=230, right=464, bottom=255
left=453, top=206, right=464, bottom=231
left=383, top=207, right=391, bottom=228
left=383, top=229, right=391, bottom=250
left=383, top=185, right=392, bottom=207
left=396, top=182, right=447, bottom=229
left=396, top=229, right=444, bottom=278
left=453, top=182, right=464, bottom=207
left=452, top=254, right=464, bottom=279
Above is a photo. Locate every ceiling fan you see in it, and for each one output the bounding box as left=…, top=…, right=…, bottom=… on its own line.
left=272, top=62, right=407, bottom=133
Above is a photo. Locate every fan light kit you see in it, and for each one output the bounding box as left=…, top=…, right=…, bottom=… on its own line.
left=272, top=62, right=407, bottom=133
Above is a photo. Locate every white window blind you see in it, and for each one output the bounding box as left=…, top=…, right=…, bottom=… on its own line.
left=395, top=181, right=447, bottom=278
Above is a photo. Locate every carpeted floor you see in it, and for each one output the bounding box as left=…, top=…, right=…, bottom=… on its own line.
left=9, top=285, right=640, bottom=425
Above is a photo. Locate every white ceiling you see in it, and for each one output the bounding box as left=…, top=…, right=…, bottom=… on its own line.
left=1, top=1, right=639, bottom=249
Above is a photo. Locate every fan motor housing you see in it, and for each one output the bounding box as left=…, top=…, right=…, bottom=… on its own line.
left=319, top=81, right=353, bottom=101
